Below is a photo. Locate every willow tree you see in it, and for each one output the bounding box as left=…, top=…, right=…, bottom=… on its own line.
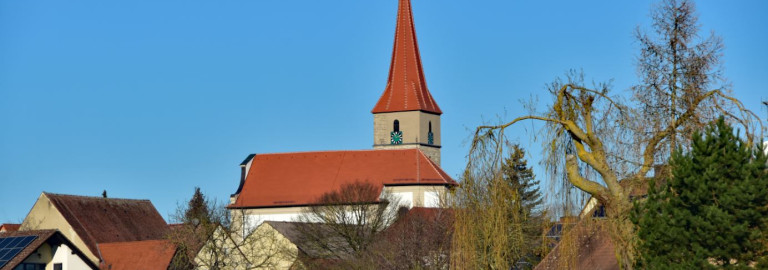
left=452, top=131, right=527, bottom=269
left=470, top=1, right=762, bottom=268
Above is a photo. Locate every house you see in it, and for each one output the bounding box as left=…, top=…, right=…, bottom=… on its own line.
left=534, top=219, right=617, bottom=270
left=18, top=193, right=173, bottom=269
left=193, top=222, right=298, bottom=270
left=253, top=221, right=350, bottom=269
left=764, top=141, right=768, bottom=156
left=227, top=208, right=454, bottom=269
left=0, top=229, right=98, bottom=270
left=0, top=225, right=20, bottom=233
left=537, top=167, right=670, bottom=270
left=227, top=0, right=457, bottom=232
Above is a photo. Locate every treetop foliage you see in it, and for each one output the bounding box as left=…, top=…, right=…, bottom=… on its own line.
left=633, top=117, right=768, bottom=269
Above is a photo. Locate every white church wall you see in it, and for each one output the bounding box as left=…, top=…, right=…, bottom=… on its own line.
left=236, top=185, right=451, bottom=233
left=389, top=191, right=414, bottom=208
left=424, top=191, right=441, bottom=207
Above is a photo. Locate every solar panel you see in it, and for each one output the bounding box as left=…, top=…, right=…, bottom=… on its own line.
left=0, top=235, right=38, bottom=268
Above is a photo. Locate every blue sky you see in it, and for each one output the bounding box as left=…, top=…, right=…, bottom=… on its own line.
left=1, top=0, right=766, bottom=222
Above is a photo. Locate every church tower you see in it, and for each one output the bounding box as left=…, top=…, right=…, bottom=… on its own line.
left=372, top=0, right=442, bottom=165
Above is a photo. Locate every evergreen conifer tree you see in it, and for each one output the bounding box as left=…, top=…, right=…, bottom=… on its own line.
left=184, top=187, right=211, bottom=225
left=633, top=117, right=768, bottom=268
left=502, top=144, right=543, bottom=216
left=501, top=144, right=545, bottom=267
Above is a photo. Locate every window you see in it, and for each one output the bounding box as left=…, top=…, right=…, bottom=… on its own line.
left=54, top=264, right=62, bottom=270
left=391, top=120, right=403, bottom=145
left=14, top=263, right=45, bottom=270
left=427, top=121, right=434, bottom=145
left=593, top=205, right=606, bottom=218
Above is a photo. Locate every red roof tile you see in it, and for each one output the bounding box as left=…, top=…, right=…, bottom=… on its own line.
left=0, top=224, right=20, bottom=232
left=229, top=149, right=456, bottom=208
left=44, top=193, right=169, bottom=260
left=372, top=0, right=442, bottom=115
left=99, top=240, right=176, bottom=270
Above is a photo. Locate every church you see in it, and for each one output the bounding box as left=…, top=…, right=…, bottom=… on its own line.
left=226, top=0, right=457, bottom=229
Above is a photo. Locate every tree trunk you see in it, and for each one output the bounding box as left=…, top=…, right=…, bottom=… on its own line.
left=607, top=197, right=636, bottom=270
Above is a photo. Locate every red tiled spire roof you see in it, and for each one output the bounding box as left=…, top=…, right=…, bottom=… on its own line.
left=372, top=0, right=442, bottom=115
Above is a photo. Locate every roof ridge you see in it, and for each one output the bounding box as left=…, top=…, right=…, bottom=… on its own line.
left=43, top=192, right=151, bottom=202
left=98, top=239, right=170, bottom=245
left=0, top=229, right=57, bottom=236
left=250, top=148, right=419, bottom=157
left=417, top=150, right=453, bottom=184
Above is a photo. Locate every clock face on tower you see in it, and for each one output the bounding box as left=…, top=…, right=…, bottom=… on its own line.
left=391, top=131, right=403, bottom=145
left=428, top=131, right=434, bottom=145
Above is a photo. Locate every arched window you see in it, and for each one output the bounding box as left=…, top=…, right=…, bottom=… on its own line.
left=391, top=120, right=403, bottom=145
left=428, top=121, right=434, bottom=145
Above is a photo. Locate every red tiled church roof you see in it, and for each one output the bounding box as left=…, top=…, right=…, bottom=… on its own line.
left=372, top=0, right=442, bottom=115
left=43, top=193, right=169, bottom=260
left=229, top=149, right=456, bottom=209
left=99, top=240, right=176, bottom=270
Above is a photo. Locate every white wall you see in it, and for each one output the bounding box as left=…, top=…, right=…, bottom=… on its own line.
left=423, top=191, right=441, bottom=207
left=240, top=185, right=448, bottom=232
left=50, top=243, right=92, bottom=270
left=245, top=213, right=303, bottom=229
left=764, top=142, right=768, bottom=156
left=19, top=242, right=92, bottom=270
left=390, top=191, right=414, bottom=208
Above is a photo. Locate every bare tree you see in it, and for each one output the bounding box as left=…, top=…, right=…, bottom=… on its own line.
left=367, top=207, right=453, bottom=270
left=633, top=0, right=731, bottom=167
left=292, top=181, right=404, bottom=268
left=167, top=190, right=293, bottom=270
left=472, top=71, right=758, bottom=269
left=468, top=1, right=764, bottom=268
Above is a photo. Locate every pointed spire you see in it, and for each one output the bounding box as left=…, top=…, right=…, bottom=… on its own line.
left=372, top=0, right=442, bottom=115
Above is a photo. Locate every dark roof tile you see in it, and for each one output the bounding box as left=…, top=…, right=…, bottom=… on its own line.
left=44, top=193, right=169, bottom=260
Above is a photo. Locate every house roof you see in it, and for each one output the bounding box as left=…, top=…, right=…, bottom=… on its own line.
left=229, top=149, right=456, bottom=209
left=534, top=219, right=617, bottom=270
left=0, top=224, right=20, bottom=232
left=264, top=221, right=355, bottom=259
left=372, top=0, right=442, bottom=115
left=0, top=230, right=99, bottom=270
left=43, top=193, right=169, bottom=260
left=99, top=240, right=176, bottom=270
